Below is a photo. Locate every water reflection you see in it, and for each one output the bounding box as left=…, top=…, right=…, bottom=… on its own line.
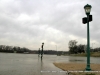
left=55, top=56, right=100, bottom=64
left=41, top=59, right=43, bottom=70
left=40, top=57, right=43, bottom=75
left=69, top=59, right=84, bottom=62
left=37, top=55, right=43, bottom=75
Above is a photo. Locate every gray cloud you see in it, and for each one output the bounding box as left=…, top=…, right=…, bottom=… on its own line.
left=0, top=0, right=100, bottom=50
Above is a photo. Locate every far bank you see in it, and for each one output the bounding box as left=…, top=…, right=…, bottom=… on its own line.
left=62, top=52, right=100, bottom=57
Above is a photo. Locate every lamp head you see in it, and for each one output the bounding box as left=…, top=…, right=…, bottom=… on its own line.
left=42, top=42, right=44, bottom=45
left=84, top=4, right=92, bottom=15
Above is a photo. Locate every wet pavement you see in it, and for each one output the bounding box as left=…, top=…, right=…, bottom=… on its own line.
left=0, top=53, right=66, bottom=75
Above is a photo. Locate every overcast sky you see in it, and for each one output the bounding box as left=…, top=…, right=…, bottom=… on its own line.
left=0, top=0, right=100, bottom=51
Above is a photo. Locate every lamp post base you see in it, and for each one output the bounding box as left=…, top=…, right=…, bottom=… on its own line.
left=85, top=64, right=91, bottom=71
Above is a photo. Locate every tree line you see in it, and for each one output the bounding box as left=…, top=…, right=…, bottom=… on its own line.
left=0, top=45, right=31, bottom=53
left=68, top=40, right=100, bottom=54
left=68, top=40, right=85, bottom=54
left=32, top=50, right=68, bottom=55
left=0, top=45, right=68, bottom=55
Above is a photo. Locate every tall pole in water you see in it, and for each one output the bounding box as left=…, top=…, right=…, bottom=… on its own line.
left=41, top=42, right=44, bottom=60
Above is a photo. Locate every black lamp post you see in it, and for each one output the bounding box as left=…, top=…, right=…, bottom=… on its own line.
left=41, top=42, right=44, bottom=58
left=83, top=4, right=92, bottom=71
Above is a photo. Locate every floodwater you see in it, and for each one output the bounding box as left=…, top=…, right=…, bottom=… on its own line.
left=56, top=55, right=100, bottom=64
left=0, top=53, right=100, bottom=75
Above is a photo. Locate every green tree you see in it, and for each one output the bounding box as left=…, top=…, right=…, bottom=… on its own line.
left=68, top=40, right=77, bottom=54
left=77, top=44, right=85, bottom=53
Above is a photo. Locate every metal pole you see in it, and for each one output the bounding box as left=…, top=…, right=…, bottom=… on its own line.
left=41, top=46, right=43, bottom=58
left=86, top=14, right=91, bottom=71
left=41, top=43, right=44, bottom=60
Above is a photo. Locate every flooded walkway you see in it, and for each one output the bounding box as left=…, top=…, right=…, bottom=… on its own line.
left=0, top=53, right=66, bottom=75
left=0, top=53, right=100, bottom=75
